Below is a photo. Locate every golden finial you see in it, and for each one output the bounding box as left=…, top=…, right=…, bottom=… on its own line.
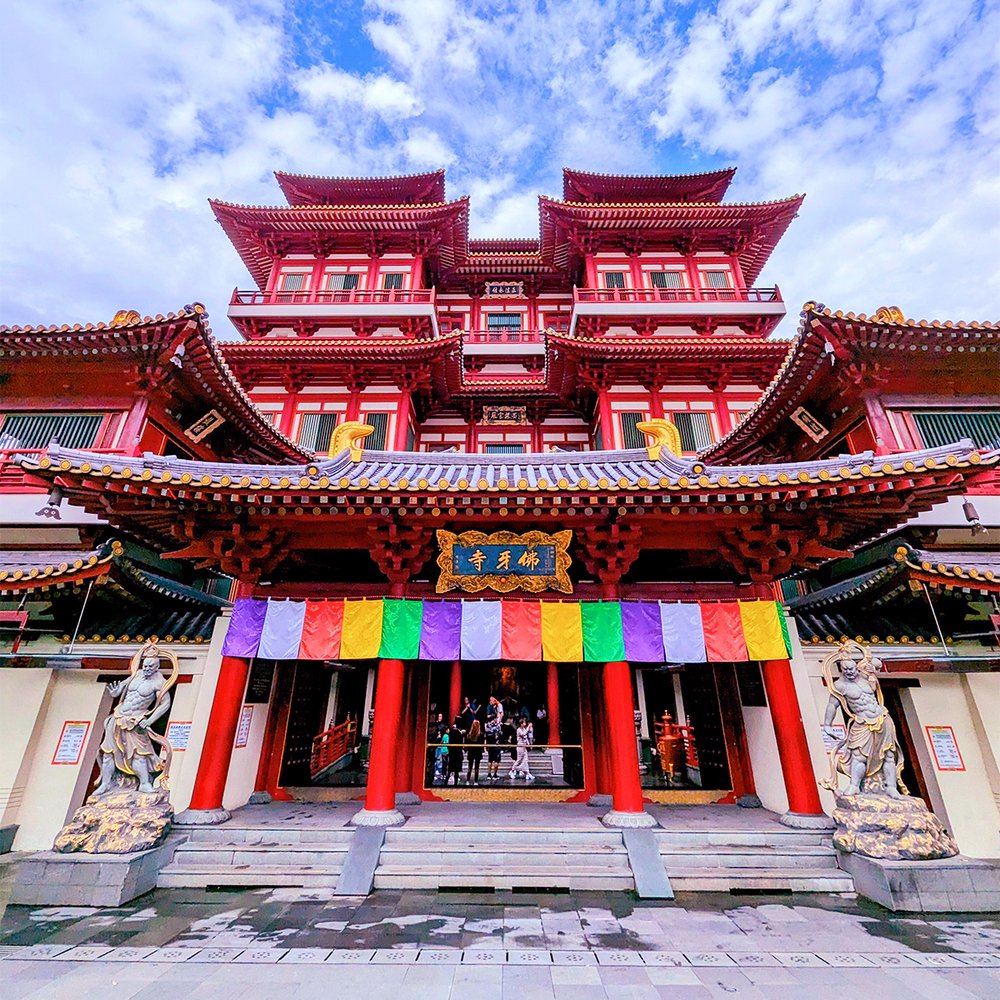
left=872, top=306, right=905, bottom=324
left=109, top=310, right=142, bottom=327
left=636, top=419, right=682, bottom=460
left=328, top=422, right=375, bottom=461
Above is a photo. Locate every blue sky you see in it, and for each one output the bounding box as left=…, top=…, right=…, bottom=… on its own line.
left=2, top=0, right=998, bottom=334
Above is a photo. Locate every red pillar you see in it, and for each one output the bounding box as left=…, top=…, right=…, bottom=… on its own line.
left=647, top=389, right=664, bottom=420
left=394, top=388, right=412, bottom=450
left=598, top=387, right=615, bottom=449
left=276, top=390, right=299, bottom=439
left=253, top=663, right=295, bottom=802
left=762, top=658, right=827, bottom=820
left=863, top=392, right=896, bottom=455
left=448, top=660, right=462, bottom=724
left=395, top=663, right=414, bottom=793
left=546, top=663, right=561, bottom=746
left=356, top=582, right=408, bottom=823
left=712, top=389, right=733, bottom=437
left=345, top=387, right=362, bottom=423
left=120, top=395, right=149, bottom=456
left=184, top=655, right=250, bottom=817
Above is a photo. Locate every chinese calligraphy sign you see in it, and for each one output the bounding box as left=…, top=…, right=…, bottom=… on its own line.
left=435, top=529, right=573, bottom=594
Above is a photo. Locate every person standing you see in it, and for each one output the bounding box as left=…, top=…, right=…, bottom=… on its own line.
left=465, top=719, right=484, bottom=785
left=510, top=716, right=535, bottom=781
left=485, top=695, right=504, bottom=782
left=446, top=715, right=465, bottom=786
left=535, top=705, right=549, bottom=746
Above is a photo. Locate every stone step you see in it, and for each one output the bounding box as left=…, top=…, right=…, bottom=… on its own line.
left=157, top=864, right=342, bottom=889
left=170, top=845, right=351, bottom=868
left=373, top=866, right=634, bottom=891
left=379, top=848, right=630, bottom=868
left=382, top=829, right=623, bottom=847
left=180, top=826, right=354, bottom=846
left=660, top=845, right=840, bottom=870
left=667, top=867, right=854, bottom=893
left=653, top=829, right=831, bottom=848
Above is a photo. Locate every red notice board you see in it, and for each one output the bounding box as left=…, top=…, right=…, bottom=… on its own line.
left=52, top=721, right=91, bottom=765
left=925, top=725, right=966, bottom=771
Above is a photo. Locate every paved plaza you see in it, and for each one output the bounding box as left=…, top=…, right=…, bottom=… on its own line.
left=2, top=855, right=999, bottom=999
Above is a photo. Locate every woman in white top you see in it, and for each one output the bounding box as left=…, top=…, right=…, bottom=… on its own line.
left=510, top=716, right=535, bottom=781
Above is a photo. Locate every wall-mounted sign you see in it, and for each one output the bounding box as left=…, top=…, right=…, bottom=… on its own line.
left=821, top=723, right=847, bottom=752
left=245, top=661, right=274, bottom=704
left=166, top=721, right=192, bottom=751
left=184, top=409, right=226, bottom=443
left=484, top=281, right=524, bottom=298
left=482, top=405, right=528, bottom=426
left=789, top=406, right=829, bottom=443
left=234, top=705, right=253, bottom=748
left=52, top=721, right=90, bottom=765
left=926, top=725, right=965, bottom=771
left=436, top=529, right=573, bottom=594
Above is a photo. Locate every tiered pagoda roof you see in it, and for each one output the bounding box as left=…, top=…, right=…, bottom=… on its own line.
left=0, top=306, right=308, bottom=464
left=704, top=303, right=1000, bottom=465
left=275, top=170, right=447, bottom=206
left=562, top=167, right=736, bottom=204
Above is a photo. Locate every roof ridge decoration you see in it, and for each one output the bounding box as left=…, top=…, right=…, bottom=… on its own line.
left=538, top=193, right=805, bottom=210
left=329, top=422, right=374, bottom=461
left=894, top=544, right=999, bottom=586
left=0, top=540, right=122, bottom=591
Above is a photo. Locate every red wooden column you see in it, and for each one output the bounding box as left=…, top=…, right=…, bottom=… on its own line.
left=251, top=663, right=294, bottom=803
left=599, top=583, right=654, bottom=827
left=119, top=394, right=150, bottom=456
left=862, top=392, right=897, bottom=455
left=546, top=663, right=561, bottom=746
left=353, top=582, right=408, bottom=826
left=448, top=660, right=462, bottom=723
left=394, top=388, right=413, bottom=450
left=177, top=655, right=251, bottom=823
left=762, top=658, right=831, bottom=827
left=597, top=387, right=615, bottom=449
left=395, top=663, right=415, bottom=794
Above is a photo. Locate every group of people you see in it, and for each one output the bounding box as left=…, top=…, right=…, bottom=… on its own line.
left=428, top=695, right=541, bottom=785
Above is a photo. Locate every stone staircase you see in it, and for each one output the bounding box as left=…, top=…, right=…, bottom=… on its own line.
left=374, top=828, right=634, bottom=891
left=157, top=823, right=353, bottom=889
left=655, top=825, right=853, bottom=893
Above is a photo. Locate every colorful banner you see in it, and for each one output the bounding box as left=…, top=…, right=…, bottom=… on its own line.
left=223, top=598, right=792, bottom=665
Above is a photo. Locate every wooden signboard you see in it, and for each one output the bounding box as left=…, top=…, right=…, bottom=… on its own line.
left=436, top=529, right=572, bottom=594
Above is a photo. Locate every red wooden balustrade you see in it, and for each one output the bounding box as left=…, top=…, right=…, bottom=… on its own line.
left=574, top=286, right=781, bottom=305
left=231, top=288, right=436, bottom=307
left=309, top=717, right=359, bottom=779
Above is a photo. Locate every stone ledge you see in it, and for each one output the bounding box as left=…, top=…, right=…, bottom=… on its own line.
left=839, top=851, right=1000, bottom=913
left=10, top=840, right=178, bottom=907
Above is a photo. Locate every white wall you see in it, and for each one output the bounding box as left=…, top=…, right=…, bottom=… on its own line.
left=0, top=670, right=55, bottom=829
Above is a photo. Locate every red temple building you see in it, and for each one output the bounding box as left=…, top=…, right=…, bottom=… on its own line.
left=1, top=167, right=997, bottom=892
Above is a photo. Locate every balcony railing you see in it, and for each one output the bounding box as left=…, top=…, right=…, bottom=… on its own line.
left=230, top=288, right=436, bottom=307
left=465, top=330, right=545, bottom=345
left=573, top=286, right=781, bottom=304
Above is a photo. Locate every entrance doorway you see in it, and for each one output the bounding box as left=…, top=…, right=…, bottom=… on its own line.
left=424, top=661, right=583, bottom=794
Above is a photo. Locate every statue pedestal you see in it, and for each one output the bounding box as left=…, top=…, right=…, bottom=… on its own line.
left=54, top=789, right=173, bottom=854
left=832, top=793, right=957, bottom=860
left=839, top=852, right=1000, bottom=913
left=10, top=840, right=178, bottom=907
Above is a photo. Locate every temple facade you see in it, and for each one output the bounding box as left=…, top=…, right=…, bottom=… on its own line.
left=1, top=168, right=997, bottom=867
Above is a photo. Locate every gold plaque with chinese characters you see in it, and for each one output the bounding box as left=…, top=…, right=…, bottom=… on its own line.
left=435, top=529, right=573, bottom=594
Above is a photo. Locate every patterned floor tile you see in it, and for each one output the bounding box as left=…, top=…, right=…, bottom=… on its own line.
left=147, top=947, right=199, bottom=962
left=683, top=952, right=736, bottom=966
left=867, top=953, right=922, bottom=967
left=324, top=949, right=375, bottom=963
left=278, top=948, right=333, bottom=963
left=772, top=952, right=828, bottom=967
left=903, top=952, right=966, bottom=967
left=17, top=945, right=73, bottom=959
left=371, top=948, right=419, bottom=963
left=814, top=953, right=877, bottom=967
left=954, top=952, right=1000, bottom=967
left=639, top=951, right=689, bottom=967
left=727, top=952, right=782, bottom=967
left=53, top=946, right=113, bottom=961
left=186, top=948, right=246, bottom=962
left=595, top=950, right=644, bottom=966
left=462, top=949, right=507, bottom=964
left=550, top=950, right=598, bottom=965
left=232, top=948, right=288, bottom=963
left=507, top=949, right=552, bottom=965
left=102, top=946, right=159, bottom=962
left=416, top=949, right=463, bottom=964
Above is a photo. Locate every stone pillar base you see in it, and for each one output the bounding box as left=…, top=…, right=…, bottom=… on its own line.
left=779, top=811, right=835, bottom=830
left=395, top=792, right=421, bottom=806
left=174, top=807, right=231, bottom=826
left=602, top=809, right=657, bottom=829
left=247, top=791, right=273, bottom=805
left=587, top=793, right=613, bottom=808
left=352, top=808, right=405, bottom=827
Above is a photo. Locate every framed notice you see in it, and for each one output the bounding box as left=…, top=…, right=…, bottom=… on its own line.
left=245, top=660, right=274, bottom=704
left=52, top=721, right=91, bottom=765
left=234, top=705, right=253, bottom=748
left=166, top=721, right=192, bottom=751
left=821, top=724, right=847, bottom=752
left=925, top=725, right=965, bottom=771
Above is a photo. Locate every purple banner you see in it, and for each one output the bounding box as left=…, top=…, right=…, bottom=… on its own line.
left=621, top=602, right=665, bottom=662
left=419, top=601, right=462, bottom=661
left=222, top=598, right=267, bottom=658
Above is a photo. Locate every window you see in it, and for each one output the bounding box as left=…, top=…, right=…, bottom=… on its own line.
left=484, top=443, right=525, bottom=454
left=703, top=271, right=731, bottom=289
left=672, top=411, right=714, bottom=451
left=381, top=273, right=405, bottom=290
left=603, top=271, right=626, bottom=289
left=364, top=412, right=389, bottom=449
left=649, top=271, right=684, bottom=289
left=297, top=413, right=338, bottom=452
left=280, top=272, right=307, bottom=291
left=485, top=313, right=523, bottom=331
left=324, top=273, right=359, bottom=291
left=0, top=412, right=104, bottom=449
left=620, top=412, right=647, bottom=449
left=912, top=410, right=1000, bottom=449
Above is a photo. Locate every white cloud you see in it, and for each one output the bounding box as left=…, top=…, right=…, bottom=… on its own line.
left=1, top=0, right=998, bottom=334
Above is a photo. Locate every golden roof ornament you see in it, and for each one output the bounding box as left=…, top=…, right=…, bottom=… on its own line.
left=109, top=310, right=142, bottom=327
left=636, top=419, right=682, bottom=460
left=328, top=421, right=375, bottom=461
left=872, top=306, right=905, bottom=324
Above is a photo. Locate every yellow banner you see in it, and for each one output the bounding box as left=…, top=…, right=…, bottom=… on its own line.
left=341, top=599, right=384, bottom=659
left=540, top=602, right=583, bottom=662
left=739, top=601, right=787, bottom=660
